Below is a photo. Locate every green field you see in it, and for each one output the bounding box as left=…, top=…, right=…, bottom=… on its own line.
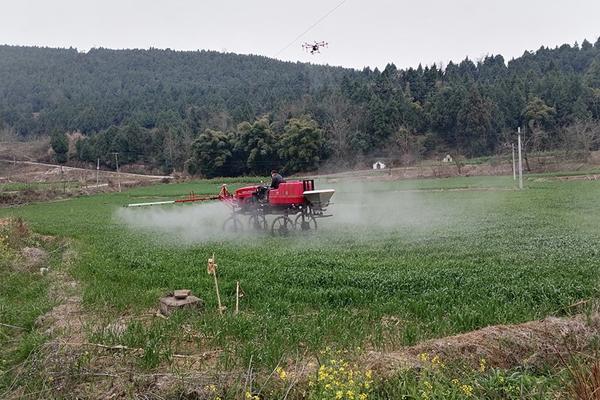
left=2, top=174, right=600, bottom=395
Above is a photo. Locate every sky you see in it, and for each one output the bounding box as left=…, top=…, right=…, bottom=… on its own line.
left=2, top=0, right=600, bottom=70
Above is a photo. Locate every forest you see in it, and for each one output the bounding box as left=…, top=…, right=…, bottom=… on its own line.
left=1, top=39, right=600, bottom=176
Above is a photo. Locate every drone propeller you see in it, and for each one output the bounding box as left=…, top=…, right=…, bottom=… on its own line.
left=302, top=41, right=328, bottom=54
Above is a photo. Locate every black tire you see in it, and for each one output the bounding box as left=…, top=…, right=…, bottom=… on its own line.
left=271, top=216, right=294, bottom=236
left=294, top=213, right=317, bottom=232
left=248, top=214, right=267, bottom=231
left=223, top=215, right=243, bottom=233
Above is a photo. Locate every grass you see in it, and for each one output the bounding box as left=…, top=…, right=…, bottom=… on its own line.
left=0, top=219, right=63, bottom=392
left=1, top=174, right=600, bottom=378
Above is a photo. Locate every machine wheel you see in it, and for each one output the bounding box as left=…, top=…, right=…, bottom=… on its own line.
left=223, top=214, right=243, bottom=233
left=295, top=213, right=317, bottom=232
left=271, top=216, right=294, bottom=236
left=248, top=214, right=267, bottom=232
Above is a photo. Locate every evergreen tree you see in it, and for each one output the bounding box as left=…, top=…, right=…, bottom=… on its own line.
left=234, top=117, right=278, bottom=175
left=278, top=116, right=324, bottom=173
left=456, top=87, right=493, bottom=155
left=50, top=130, right=69, bottom=163
left=187, top=129, right=233, bottom=178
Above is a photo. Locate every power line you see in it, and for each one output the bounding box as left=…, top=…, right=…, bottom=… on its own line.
left=274, top=0, right=349, bottom=57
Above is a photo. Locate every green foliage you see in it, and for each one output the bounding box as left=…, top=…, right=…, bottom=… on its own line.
left=584, top=59, right=600, bottom=89
left=50, top=130, right=68, bottom=163
left=0, top=219, right=57, bottom=392
left=374, top=355, right=560, bottom=399
left=234, top=117, right=278, bottom=175
left=3, top=40, right=600, bottom=173
left=456, top=87, right=494, bottom=156
left=308, top=355, right=373, bottom=400
left=524, top=97, right=556, bottom=131
left=278, top=116, right=324, bottom=173
left=188, top=129, right=233, bottom=178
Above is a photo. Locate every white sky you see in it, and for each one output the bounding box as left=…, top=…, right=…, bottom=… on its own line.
left=1, top=0, right=600, bottom=70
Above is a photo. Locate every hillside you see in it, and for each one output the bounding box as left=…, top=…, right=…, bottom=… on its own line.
left=1, top=40, right=600, bottom=175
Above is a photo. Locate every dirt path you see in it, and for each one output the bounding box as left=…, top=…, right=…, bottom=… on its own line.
left=0, top=159, right=173, bottom=180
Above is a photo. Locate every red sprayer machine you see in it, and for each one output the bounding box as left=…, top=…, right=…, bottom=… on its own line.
left=126, top=179, right=335, bottom=236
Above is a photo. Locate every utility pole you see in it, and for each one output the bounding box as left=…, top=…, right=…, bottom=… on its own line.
left=517, top=127, right=523, bottom=190
left=167, top=129, right=174, bottom=173
left=112, top=152, right=121, bottom=192
left=96, top=158, right=100, bottom=187
left=511, top=144, right=516, bottom=181
left=60, top=166, right=66, bottom=193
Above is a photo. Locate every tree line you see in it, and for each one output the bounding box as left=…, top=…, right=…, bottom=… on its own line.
left=2, top=39, right=600, bottom=176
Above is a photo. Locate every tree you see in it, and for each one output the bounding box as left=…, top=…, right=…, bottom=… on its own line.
left=519, top=97, right=557, bottom=170
left=426, top=86, right=465, bottom=148
left=50, top=130, right=69, bottom=164
left=456, top=87, right=493, bottom=155
left=235, top=117, right=277, bottom=175
left=391, top=127, right=426, bottom=165
left=561, top=119, right=600, bottom=159
left=186, top=129, right=233, bottom=178
left=1, top=40, right=600, bottom=172
left=278, top=116, right=324, bottom=173
left=584, top=59, right=600, bottom=89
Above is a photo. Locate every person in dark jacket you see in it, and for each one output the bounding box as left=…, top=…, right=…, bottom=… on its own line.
left=270, top=170, right=284, bottom=189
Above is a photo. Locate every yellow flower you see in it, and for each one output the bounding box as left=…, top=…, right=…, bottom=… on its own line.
left=461, top=384, right=474, bottom=397
left=423, top=381, right=433, bottom=391
left=418, top=352, right=429, bottom=362
left=275, top=366, right=287, bottom=381
left=245, top=391, right=259, bottom=400
left=336, top=390, right=344, bottom=399
left=479, top=358, right=486, bottom=372
left=347, top=390, right=355, bottom=399
left=358, top=393, right=368, bottom=400
left=451, top=378, right=460, bottom=385
left=365, top=370, right=372, bottom=380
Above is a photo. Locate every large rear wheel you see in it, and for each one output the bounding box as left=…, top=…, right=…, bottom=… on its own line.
left=271, top=216, right=294, bottom=237
left=248, top=214, right=267, bottom=232
left=294, top=213, right=317, bottom=232
left=223, top=214, right=243, bottom=233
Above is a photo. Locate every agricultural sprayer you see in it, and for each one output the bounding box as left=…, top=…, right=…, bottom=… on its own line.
left=127, top=179, right=335, bottom=236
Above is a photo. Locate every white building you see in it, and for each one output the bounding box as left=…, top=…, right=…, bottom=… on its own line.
left=372, top=161, right=386, bottom=170
left=442, top=154, right=453, bottom=163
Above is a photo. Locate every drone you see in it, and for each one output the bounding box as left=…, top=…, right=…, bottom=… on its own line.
left=302, top=41, right=328, bottom=55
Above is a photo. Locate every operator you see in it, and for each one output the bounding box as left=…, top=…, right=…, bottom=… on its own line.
left=270, top=170, right=285, bottom=189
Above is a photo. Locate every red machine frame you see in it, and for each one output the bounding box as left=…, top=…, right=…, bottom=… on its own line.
left=218, top=179, right=334, bottom=235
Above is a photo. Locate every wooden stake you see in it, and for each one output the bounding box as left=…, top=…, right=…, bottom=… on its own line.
left=235, top=281, right=240, bottom=315
left=214, top=272, right=223, bottom=315
left=208, top=253, right=224, bottom=315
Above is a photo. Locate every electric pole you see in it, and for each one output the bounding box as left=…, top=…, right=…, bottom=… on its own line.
left=517, top=127, right=523, bottom=190
left=112, top=152, right=121, bottom=192
left=96, top=158, right=100, bottom=187
left=511, top=144, right=516, bottom=181
left=60, top=166, right=66, bottom=193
